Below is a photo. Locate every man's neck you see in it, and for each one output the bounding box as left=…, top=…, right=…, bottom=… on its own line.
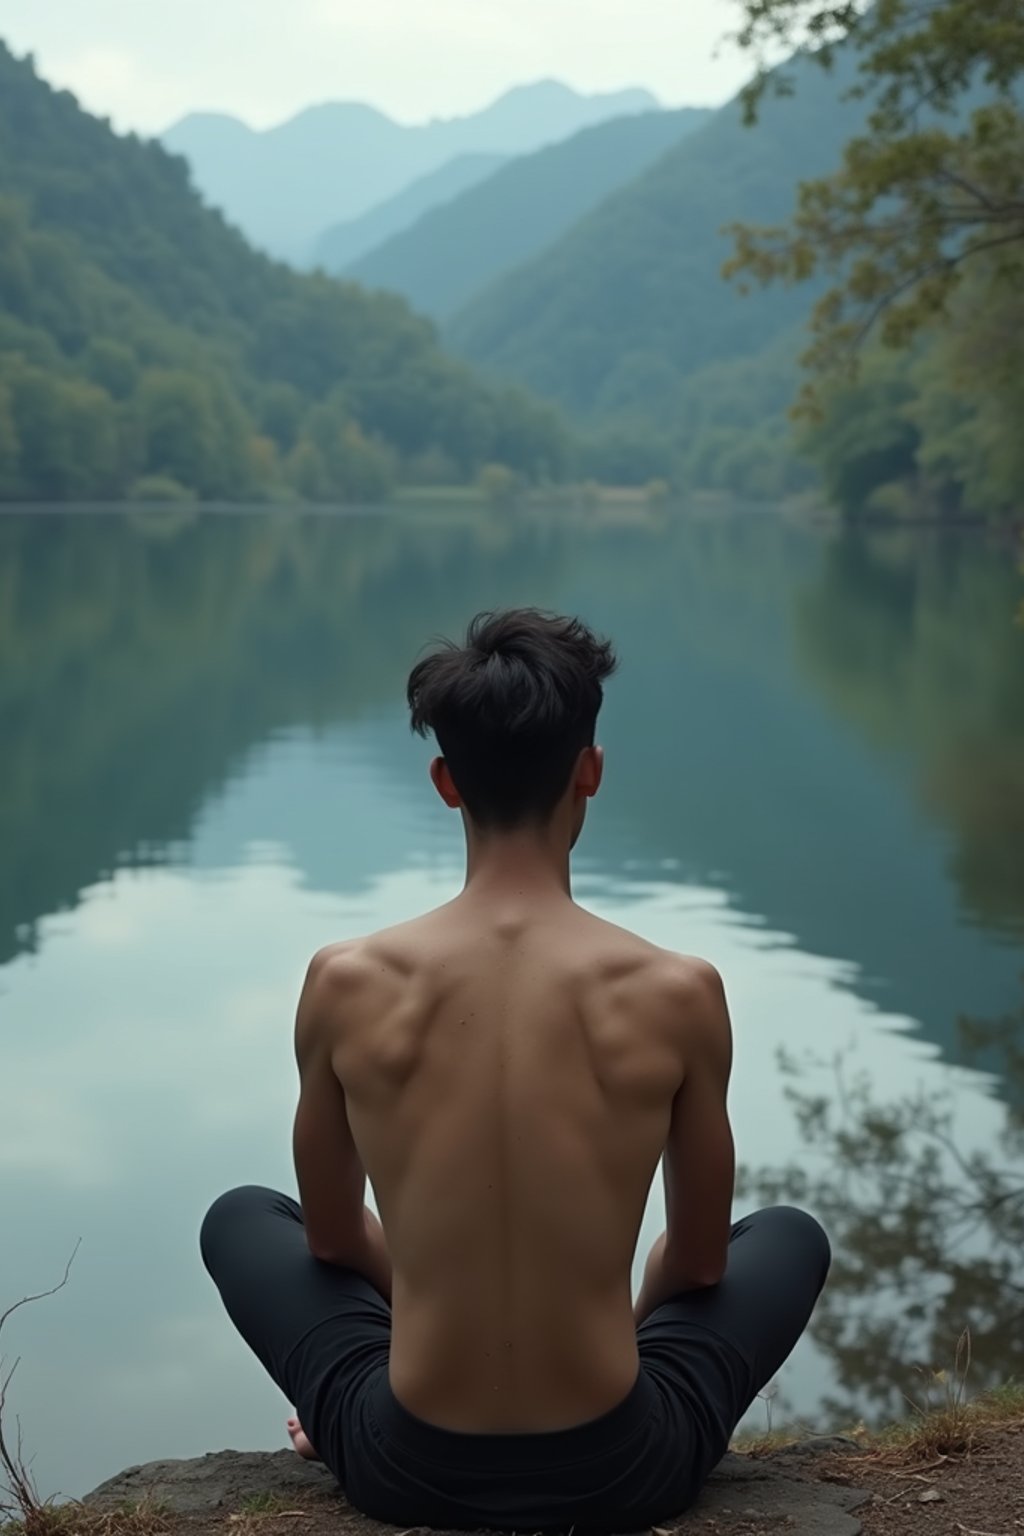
left=461, top=822, right=574, bottom=903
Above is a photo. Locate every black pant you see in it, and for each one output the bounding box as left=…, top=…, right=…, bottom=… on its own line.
left=201, top=1188, right=829, bottom=1533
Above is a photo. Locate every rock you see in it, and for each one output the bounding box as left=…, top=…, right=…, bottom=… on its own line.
left=86, top=1442, right=872, bottom=1536
left=694, top=1452, right=871, bottom=1536
left=85, top=1450, right=337, bottom=1515
left=770, top=1436, right=864, bottom=1459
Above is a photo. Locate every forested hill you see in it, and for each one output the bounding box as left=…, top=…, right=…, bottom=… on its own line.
left=0, top=43, right=568, bottom=504
left=313, top=152, right=509, bottom=273
left=448, top=53, right=868, bottom=423
left=342, top=108, right=713, bottom=321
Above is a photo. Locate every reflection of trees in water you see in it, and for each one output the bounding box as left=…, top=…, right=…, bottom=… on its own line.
left=739, top=992, right=1024, bottom=1426
left=0, top=511, right=572, bottom=965
left=795, top=531, right=1024, bottom=942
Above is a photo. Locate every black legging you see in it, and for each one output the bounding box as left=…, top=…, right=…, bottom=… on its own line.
left=201, top=1189, right=829, bottom=1533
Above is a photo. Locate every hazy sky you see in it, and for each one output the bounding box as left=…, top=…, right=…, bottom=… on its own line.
left=0, top=0, right=753, bottom=135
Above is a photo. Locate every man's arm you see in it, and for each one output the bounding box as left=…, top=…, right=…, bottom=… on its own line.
left=292, top=950, right=392, bottom=1300
left=634, top=962, right=735, bottom=1324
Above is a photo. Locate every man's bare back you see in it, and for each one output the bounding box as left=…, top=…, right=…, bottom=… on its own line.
left=294, top=884, right=732, bottom=1433
left=203, top=610, right=826, bottom=1530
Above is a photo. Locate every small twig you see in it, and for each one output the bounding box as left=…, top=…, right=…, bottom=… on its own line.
left=0, top=1240, right=82, bottom=1517
left=0, top=1239, right=81, bottom=1338
left=889, top=1457, right=949, bottom=1477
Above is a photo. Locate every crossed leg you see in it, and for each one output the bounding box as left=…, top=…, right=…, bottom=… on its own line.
left=637, top=1206, right=831, bottom=1481
left=200, top=1186, right=391, bottom=1483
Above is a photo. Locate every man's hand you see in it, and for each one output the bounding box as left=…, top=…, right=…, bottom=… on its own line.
left=633, top=1231, right=720, bottom=1325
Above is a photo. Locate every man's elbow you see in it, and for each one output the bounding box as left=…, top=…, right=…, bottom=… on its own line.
left=665, top=1242, right=728, bottom=1291
left=306, top=1231, right=358, bottom=1267
left=681, top=1259, right=727, bottom=1290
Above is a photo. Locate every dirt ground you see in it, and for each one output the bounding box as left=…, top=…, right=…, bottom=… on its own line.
left=821, top=1423, right=1024, bottom=1536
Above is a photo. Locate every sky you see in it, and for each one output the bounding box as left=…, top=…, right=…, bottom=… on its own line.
left=0, top=0, right=753, bottom=135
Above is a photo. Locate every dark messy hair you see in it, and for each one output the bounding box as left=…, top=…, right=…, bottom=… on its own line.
left=407, top=609, right=618, bottom=829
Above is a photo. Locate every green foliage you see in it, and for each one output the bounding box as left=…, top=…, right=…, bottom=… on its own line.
left=127, top=474, right=197, bottom=505
left=803, top=264, right=1024, bottom=520
left=4, top=357, right=121, bottom=499
left=0, top=381, right=18, bottom=496
left=0, top=44, right=572, bottom=503
left=577, top=425, right=676, bottom=488
left=726, top=0, right=1024, bottom=409
left=803, top=347, right=922, bottom=516
left=135, top=370, right=249, bottom=499
left=476, top=462, right=520, bottom=507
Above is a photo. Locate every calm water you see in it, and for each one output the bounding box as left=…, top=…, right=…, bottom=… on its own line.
left=1, top=507, right=1022, bottom=1498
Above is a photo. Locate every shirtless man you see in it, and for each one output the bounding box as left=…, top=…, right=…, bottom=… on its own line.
left=201, top=609, right=829, bottom=1534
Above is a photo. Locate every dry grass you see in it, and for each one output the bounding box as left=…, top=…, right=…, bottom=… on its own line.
left=736, top=1333, right=1024, bottom=1471
left=1, top=1500, right=169, bottom=1536
left=849, top=1331, right=1024, bottom=1468
left=867, top=1379, right=1024, bottom=1468
left=233, top=1498, right=293, bottom=1519
left=731, top=1424, right=815, bottom=1456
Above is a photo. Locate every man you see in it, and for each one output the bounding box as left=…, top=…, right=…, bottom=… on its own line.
left=201, top=609, right=829, bottom=1534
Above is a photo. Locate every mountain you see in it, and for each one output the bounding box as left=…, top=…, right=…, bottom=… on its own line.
left=313, top=152, right=508, bottom=272
left=163, top=81, right=661, bottom=262
left=447, top=54, right=869, bottom=425
left=0, top=44, right=569, bottom=503
left=341, top=107, right=713, bottom=322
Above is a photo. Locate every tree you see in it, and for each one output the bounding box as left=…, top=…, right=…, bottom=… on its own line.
left=803, top=346, right=922, bottom=516
left=134, top=369, right=254, bottom=499
left=725, top=0, right=1024, bottom=411
left=909, top=262, right=1024, bottom=520
left=4, top=358, right=121, bottom=499
left=0, top=381, right=19, bottom=496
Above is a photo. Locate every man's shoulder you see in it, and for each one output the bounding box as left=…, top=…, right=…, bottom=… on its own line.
left=582, top=913, right=724, bottom=1000
left=638, top=949, right=727, bottom=1030
left=304, top=915, right=436, bottom=999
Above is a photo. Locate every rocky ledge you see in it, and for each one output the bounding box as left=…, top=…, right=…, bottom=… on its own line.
left=86, top=1439, right=871, bottom=1536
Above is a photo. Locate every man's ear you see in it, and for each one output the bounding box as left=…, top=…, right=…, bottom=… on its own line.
left=429, top=756, right=462, bottom=809
left=576, top=745, right=604, bottom=800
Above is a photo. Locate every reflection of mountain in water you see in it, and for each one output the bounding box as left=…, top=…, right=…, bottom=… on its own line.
left=2, top=511, right=1021, bottom=1082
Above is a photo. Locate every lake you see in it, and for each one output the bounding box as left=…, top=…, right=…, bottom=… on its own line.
left=1, top=506, right=1022, bottom=1499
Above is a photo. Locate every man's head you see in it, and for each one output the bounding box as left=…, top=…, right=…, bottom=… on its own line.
left=407, top=609, right=617, bottom=837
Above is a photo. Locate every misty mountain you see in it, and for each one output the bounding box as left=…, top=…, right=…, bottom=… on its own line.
left=447, top=54, right=869, bottom=424
left=162, top=80, right=660, bottom=262
left=341, top=107, right=712, bottom=322
left=313, top=152, right=508, bottom=272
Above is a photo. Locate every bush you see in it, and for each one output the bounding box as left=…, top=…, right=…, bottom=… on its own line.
left=477, top=462, right=520, bottom=507
left=126, top=473, right=197, bottom=505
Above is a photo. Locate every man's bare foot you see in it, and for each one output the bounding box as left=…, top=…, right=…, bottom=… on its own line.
left=287, top=1415, right=319, bottom=1461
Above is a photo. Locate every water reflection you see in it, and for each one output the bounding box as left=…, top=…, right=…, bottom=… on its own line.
left=795, top=531, right=1024, bottom=942
left=739, top=994, right=1024, bottom=1423
left=0, top=508, right=1021, bottom=1494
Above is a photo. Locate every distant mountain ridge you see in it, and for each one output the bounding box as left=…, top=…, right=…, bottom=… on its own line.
left=312, top=152, right=509, bottom=272
left=340, top=107, right=713, bottom=321
left=446, top=51, right=870, bottom=424
left=162, top=80, right=661, bottom=262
